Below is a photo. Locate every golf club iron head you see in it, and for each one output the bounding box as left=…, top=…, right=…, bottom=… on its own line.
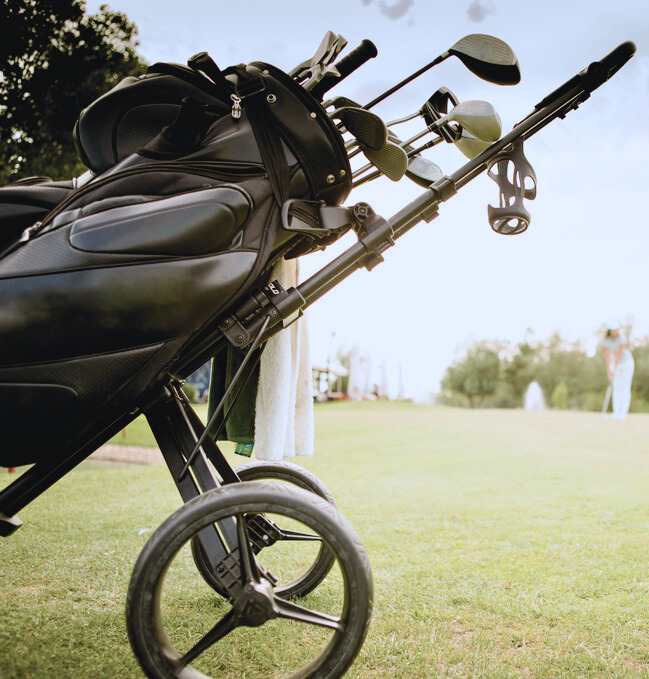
left=361, top=140, right=408, bottom=181
left=324, top=95, right=362, bottom=110
left=331, top=107, right=388, bottom=151
left=405, top=155, right=444, bottom=187
left=387, top=131, right=444, bottom=187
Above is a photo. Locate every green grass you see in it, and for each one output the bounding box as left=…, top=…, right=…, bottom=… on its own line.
left=2, top=402, right=649, bottom=678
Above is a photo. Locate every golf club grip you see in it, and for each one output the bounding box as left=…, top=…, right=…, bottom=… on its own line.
left=309, top=40, right=378, bottom=100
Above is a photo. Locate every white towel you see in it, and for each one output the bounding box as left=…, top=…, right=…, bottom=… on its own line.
left=253, top=258, right=314, bottom=460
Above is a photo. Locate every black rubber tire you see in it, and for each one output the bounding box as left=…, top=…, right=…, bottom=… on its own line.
left=127, top=481, right=373, bottom=679
left=191, top=461, right=335, bottom=599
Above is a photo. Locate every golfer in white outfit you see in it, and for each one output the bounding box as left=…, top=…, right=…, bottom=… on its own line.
left=602, top=320, right=634, bottom=419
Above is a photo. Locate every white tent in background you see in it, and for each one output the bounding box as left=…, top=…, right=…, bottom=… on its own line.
left=347, top=347, right=364, bottom=400
left=524, top=381, right=546, bottom=411
left=379, top=361, right=389, bottom=399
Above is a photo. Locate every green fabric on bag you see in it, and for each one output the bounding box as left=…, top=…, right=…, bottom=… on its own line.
left=207, top=345, right=259, bottom=444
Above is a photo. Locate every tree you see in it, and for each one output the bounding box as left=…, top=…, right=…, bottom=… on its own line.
left=0, top=0, right=147, bottom=183
left=551, top=381, right=568, bottom=409
left=442, top=342, right=501, bottom=407
left=501, top=340, right=541, bottom=404
left=631, top=340, right=649, bottom=404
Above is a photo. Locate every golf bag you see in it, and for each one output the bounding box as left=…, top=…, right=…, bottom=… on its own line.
left=0, top=54, right=353, bottom=466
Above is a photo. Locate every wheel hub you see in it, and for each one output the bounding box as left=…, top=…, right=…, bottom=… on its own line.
left=234, top=578, right=276, bottom=627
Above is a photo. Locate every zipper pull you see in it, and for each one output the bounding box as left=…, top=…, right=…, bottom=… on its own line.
left=19, top=221, right=42, bottom=243
left=230, top=94, right=242, bottom=119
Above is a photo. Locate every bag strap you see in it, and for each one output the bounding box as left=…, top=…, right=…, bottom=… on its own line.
left=188, top=54, right=291, bottom=207
left=187, top=52, right=235, bottom=100
left=233, top=66, right=290, bottom=207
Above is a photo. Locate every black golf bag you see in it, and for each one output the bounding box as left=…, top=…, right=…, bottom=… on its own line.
left=0, top=54, right=353, bottom=467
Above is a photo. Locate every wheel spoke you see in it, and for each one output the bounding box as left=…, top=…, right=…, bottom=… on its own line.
left=236, top=513, right=260, bottom=584
left=275, top=527, right=323, bottom=542
left=272, top=597, right=343, bottom=631
left=178, top=608, right=237, bottom=668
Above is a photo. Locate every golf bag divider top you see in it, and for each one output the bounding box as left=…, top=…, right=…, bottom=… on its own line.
left=0, top=53, right=352, bottom=468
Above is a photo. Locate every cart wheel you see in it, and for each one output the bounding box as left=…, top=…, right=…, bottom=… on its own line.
left=127, top=481, right=373, bottom=679
left=191, top=461, right=335, bottom=599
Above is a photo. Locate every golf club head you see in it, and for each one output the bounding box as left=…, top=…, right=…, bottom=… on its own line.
left=361, top=140, right=408, bottom=181
left=421, top=87, right=461, bottom=143
left=405, top=155, right=444, bottom=188
left=446, top=34, right=521, bottom=85
left=324, top=95, right=362, bottom=110
left=454, top=130, right=493, bottom=159
left=438, top=100, right=502, bottom=142
left=332, top=107, right=388, bottom=151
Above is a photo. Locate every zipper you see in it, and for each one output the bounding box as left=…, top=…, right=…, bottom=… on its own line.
left=19, top=160, right=266, bottom=245
left=18, top=221, right=42, bottom=243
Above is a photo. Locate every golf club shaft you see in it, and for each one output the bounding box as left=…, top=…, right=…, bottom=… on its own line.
left=351, top=132, right=443, bottom=186
left=602, top=382, right=613, bottom=416
left=364, top=55, right=445, bottom=109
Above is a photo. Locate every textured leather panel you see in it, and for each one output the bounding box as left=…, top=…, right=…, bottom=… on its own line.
left=0, top=342, right=173, bottom=466
left=115, top=104, right=179, bottom=158
left=0, top=342, right=164, bottom=394
left=69, top=186, right=250, bottom=256
left=0, top=250, right=258, bottom=363
left=0, top=226, right=150, bottom=277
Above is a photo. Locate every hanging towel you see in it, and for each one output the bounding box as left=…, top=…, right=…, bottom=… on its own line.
left=253, top=258, right=314, bottom=460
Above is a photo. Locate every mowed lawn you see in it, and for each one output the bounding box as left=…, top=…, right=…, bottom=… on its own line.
left=2, top=402, right=649, bottom=678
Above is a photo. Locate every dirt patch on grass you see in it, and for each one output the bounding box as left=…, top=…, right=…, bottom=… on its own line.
left=88, top=445, right=163, bottom=466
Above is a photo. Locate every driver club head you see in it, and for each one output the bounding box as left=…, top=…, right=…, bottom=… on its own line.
left=454, top=130, right=494, bottom=159
left=445, top=34, right=521, bottom=85
left=332, top=107, right=388, bottom=150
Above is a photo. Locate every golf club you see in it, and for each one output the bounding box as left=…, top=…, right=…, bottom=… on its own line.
left=354, top=139, right=408, bottom=181
left=454, top=129, right=494, bottom=159
left=428, top=100, right=502, bottom=142
left=352, top=132, right=443, bottom=187
left=364, top=33, right=520, bottom=110
left=387, top=89, right=501, bottom=153
left=602, top=382, right=613, bottom=419
left=330, top=107, right=388, bottom=151
left=323, top=95, right=362, bottom=110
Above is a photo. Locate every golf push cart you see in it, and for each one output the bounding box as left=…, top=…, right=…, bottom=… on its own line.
left=0, top=30, right=635, bottom=678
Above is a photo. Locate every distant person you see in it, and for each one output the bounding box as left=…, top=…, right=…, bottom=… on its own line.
left=602, top=320, right=634, bottom=419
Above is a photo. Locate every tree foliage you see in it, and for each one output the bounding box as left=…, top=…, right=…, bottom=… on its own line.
left=441, top=328, right=649, bottom=411
left=0, top=0, right=147, bottom=183
left=441, top=341, right=501, bottom=407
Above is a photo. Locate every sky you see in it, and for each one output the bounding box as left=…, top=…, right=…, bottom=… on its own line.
left=87, top=0, right=649, bottom=400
